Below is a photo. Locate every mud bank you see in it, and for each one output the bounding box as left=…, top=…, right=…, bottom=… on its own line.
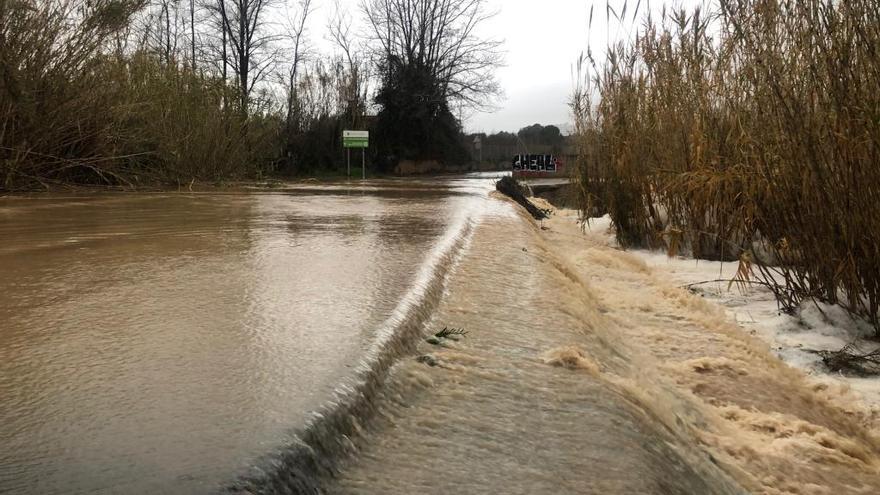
left=589, top=213, right=880, bottom=409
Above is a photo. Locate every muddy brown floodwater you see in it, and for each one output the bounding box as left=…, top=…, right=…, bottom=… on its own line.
left=0, top=177, right=497, bottom=493
left=5, top=174, right=865, bottom=495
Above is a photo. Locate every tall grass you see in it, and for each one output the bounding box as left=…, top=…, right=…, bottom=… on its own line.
left=0, top=0, right=278, bottom=190
left=573, top=0, right=880, bottom=334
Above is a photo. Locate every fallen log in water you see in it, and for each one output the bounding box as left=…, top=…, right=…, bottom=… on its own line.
left=495, top=176, right=549, bottom=220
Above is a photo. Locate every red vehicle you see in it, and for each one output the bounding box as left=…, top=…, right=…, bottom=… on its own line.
left=511, top=154, right=564, bottom=178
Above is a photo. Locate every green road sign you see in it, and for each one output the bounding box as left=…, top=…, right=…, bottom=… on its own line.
left=343, top=130, right=369, bottom=148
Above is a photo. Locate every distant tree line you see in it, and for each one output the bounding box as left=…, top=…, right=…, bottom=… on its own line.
left=466, top=124, right=570, bottom=165
left=0, top=0, right=501, bottom=190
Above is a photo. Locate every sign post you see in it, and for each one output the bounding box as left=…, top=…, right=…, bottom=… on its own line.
left=343, top=130, right=369, bottom=179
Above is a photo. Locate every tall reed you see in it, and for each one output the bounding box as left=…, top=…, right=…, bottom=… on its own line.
left=0, top=0, right=278, bottom=190
left=573, top=0, right=880, bottom=334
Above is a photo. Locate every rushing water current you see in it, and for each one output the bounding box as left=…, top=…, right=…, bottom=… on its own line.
left=0, top=174, right=739, bottom=494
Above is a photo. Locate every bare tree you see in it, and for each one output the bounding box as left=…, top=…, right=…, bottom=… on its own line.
left=327, top=0, right=369, bottom=128
left=361, top=0, right=502, bottom=109
left=220, top=0, right=227, bottom=80
left=198, top=0, right=230, bottom=82
left=284, top=0, right=313, bottom=135
left=215, top=0, right=280, bottom=114
left=139, top=0, right=185, bottom=65
left=190, top=0, right=196, bottom=67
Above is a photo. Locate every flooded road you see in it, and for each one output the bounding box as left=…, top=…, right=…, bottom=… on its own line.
left=321, top=212, right=742, bottom=495
left=2, top=174, right=814, bottom=494
left=0, top=177, right=501, bottom=493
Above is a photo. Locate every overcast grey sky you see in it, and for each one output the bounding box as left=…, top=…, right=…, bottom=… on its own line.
left=466, top=0, right=591, bottom=134
left=307, top=0, right=707, bottom=135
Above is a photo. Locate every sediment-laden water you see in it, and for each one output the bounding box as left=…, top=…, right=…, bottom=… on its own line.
left=318, top=210, right=743, bottom=495
left=0, top=176, right=499, bottom=493
left=1, top=175, right=748, bottom=494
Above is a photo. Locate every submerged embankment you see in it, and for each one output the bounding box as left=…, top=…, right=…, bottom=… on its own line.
left=282, top=193, right=880, bottom=494
left=318, top=200, right=743, bottom=495
left=535, top=203, right=880, bottom=494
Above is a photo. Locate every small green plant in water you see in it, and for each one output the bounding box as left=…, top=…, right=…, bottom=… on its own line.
left=426, top=327, right=468, bottom=345
left=435, top=327, right=467, bottom=339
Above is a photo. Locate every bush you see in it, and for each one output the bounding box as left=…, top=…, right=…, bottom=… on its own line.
left=573, top=0, right=880, bottom=333
left=0, top=0, right=280, bottom=190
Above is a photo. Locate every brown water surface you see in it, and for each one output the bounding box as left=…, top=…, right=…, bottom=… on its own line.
left=1, top=175, right=767, bottom=495
left=0, top=176, right=500, bottom=494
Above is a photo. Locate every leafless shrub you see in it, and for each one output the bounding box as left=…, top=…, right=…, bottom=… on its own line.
left=496, top=176, right=549, bottom=220
left=573, top=0, right=880, bottom=335
left=435, top=327, right=467, bottom=339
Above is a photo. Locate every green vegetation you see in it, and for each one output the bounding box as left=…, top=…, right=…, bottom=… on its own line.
left=572, top=0, right=880, bottom=333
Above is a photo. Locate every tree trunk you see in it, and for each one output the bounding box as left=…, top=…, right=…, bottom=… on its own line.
left=238, top=4, right=248, bottom=116
left=190, top=0, right=196, bottom=69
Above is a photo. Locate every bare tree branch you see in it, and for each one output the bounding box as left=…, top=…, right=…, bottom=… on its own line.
left=360, top=0, right=503, bottom=111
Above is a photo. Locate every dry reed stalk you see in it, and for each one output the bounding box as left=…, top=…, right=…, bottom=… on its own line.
left=573, top=0, right=880, bottom=334
left=0, top=0, right=277, bottom=190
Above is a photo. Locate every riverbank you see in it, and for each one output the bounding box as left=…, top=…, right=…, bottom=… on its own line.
left=527, top=199, right=880, bottom=406
left=571, top=213, right=880, bottom=409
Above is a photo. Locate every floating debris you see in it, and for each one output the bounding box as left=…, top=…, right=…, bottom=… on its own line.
left=817, top=344, right=880, bottom=376
left=435, top=327, right=467, bottom=339
left=495, top=176, right=550, bottom=220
